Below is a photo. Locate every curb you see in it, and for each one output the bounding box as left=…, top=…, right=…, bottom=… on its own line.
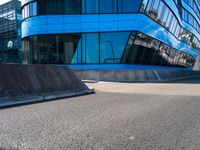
left=83, top=75, right=200, bottom=83
left=0, top=89, right=95, bottom=109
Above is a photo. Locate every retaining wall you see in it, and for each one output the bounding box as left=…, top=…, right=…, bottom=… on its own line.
left=74, top=69, right=200, bottom=82
left=0, top=64, right=93, bottom=108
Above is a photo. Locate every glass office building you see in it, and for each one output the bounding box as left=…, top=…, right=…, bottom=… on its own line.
left=21, top=0, right=200, bottom=69
left=0, top=0, right=22, bottom=63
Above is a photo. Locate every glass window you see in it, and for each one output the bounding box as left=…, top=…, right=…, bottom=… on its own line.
left=140, top=0, right=149, bottom=12
left=145, top=0, right=153, bottom=14
left=37, top=35, right=49, bottom=64
left=24, top=5, right=28, bottom=18
left=32, top=2, right=37, bottom=16
left=118, top=0, right=142, bottom=13
left=63, top=0, right=82, bottom=14
left=175, top=24, right=180, bottom=38
left=169, top=16, right=175, bottom=33
left=99, top=0, right=117, bottom=13
left=72, top=37, right=82, bottom=64
left=22, top=2, right=37, bottom=19
left=23, top=32, right=196, bottom=68
left=82, top=33, right=99, bottom=64
left=29, top=3, right=33, bottom=16
left=171, top=19, right=177, bottom=35
left=45, top=0, right=60, bottom=14
left=161, top=6, right=169, bottom=26
left=30, top=36, right=38, bottom=64
left=157, top=1, right=164, bottom=24
left=22, top=8, right=24, bottom=18
left=22, top=39, right=30, bottom=64
left=38, top=0, right=80, bottom=14
left=83, top=0, right=99, bottom=14
left=152, top=0, right=160, bottom=11
left=152, top=0, right=160, bottom=20
left=100, top=32, right=129, bottom=64
left=166, top=12, right=172, bottom=29
left=28, top=34, right=83, bottom=64
left=62, top=34, right=81, bottom=64
left=38, top=0, right=45, bottom=15
left=50, top=37, right=60, bottom=64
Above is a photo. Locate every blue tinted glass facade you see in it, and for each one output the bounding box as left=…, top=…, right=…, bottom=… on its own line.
left=21, top=0, right=200, bottom=69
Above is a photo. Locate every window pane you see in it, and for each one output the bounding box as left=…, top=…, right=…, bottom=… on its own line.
left=82, top=33, right=99, bottom=64
left=62, top=34, right=81, bottom=64
left=83, top=0, right=99, bottom=13
left=118, top=0, right=142, bottom=13
left=32, top=2, right=37, bottom=16
left=38, top=0, right=82, bottom=14
left=100, top=32, right=129, bottom=64
left=64, top=0, right=82, bottom=14
left=99, top=0, right=117, bottom=13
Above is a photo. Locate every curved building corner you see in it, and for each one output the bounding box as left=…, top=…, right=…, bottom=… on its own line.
left=21, top=0, right=200, bottom=70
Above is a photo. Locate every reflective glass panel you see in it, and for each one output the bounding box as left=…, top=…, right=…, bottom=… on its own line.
left=100, top=32, right=129, bottom=64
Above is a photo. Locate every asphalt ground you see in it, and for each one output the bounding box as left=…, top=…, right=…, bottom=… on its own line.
left=1, top=77, right=200, bottom=150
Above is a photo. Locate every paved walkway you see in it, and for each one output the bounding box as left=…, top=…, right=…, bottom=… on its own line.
left=86, top=77, right=200, bottom=96
left=0, top=77, right=200, bottom=150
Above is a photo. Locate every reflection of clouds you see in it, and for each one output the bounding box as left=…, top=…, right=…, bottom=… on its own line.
left=147, top=23, right=198, bottom=58
left=134, top=32, right=196, bottom=67
left=151, top=27, right=174, bottom=48
left=144, top=0, right=199, bottom=60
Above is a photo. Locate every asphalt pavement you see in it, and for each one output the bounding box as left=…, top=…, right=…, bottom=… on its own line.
left=1, top=77, right=200, bottom=150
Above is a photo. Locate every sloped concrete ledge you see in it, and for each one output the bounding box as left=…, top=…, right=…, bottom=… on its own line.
left=0, top=64, right=94, bottom=109
left=74, top=69, right=200, bottom=83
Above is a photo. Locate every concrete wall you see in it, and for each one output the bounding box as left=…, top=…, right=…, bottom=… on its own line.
left=75, top=69, right=200, bottom=82
left=0, top=64, right=93, bottom=102
left=193, top=55, right=200, bottom=71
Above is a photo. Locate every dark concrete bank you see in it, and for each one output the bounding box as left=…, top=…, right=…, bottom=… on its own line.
left=74, top=69, right=200, bottom=82
left=0, top=64, right=94, bottom=109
